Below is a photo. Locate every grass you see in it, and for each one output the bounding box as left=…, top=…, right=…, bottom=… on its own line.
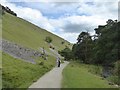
left=2, top=12, right=72, bottom=89
left=2, top=52, right=56, bottom=88
left=0, top=51, right=2, bottom=69
left=2, top=12, right=72, bottom=52
left=0, top=70, right=1, bottom=90
left=62, top=61, right=115, bottom=88
left=0, top=51, right=1, bottom=90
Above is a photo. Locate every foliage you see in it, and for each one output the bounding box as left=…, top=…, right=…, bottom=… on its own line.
left=58, top=47, right=73, bottom=60
left=87, top=65, right=103, bottom=76
left=62, top=19, right=119, bottom=86
left=72, top=32, right=94, bottom=64
left=1, top=4, right=17, bottom=16
left=107, top=61, right=120, bottom=85
left=45, top=36, right=53, bottom=43
left=107, top=75, right=119, bottom=85
left=93, top=19, right=118, bottom=65
left=72, top=19, right=119, bottom=65
left=61, top=41, right=65, bottom=44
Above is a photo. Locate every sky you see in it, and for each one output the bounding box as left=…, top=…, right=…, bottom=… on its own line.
left=0, top=0, right=119, bottom=43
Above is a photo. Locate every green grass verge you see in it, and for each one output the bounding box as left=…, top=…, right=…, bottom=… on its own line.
left=0, top=70, right=1, bottom=90
left=0, top=51, right=2, bottom=89
left=62, top=61, right=114, bottom=88
left=2, top=52, right=56, bottom=88
left=0, top=51, right=1, bottom=62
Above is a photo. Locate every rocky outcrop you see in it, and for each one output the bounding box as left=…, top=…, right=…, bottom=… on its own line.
left=2, top=39, right=42, bottom=64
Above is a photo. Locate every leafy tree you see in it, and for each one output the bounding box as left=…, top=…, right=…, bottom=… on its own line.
left=72, top=32, right=94, bottom=63
left=58, top=47, right=73, bottom=60
left=93, top=19, right=119, bottom=65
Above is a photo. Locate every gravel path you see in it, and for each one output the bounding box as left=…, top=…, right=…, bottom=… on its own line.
left=29, top=61, right=69, bottom=88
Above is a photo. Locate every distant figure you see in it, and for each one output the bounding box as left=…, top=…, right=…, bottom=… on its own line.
left=56, top=57, right=61, bottom=67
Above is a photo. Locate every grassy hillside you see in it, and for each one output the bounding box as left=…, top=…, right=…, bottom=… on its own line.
left=2, top=12, right=72, bottom=53
left=2, top=52, right=56, bottom=88
left=1, top=12, right=73, bottom=88
left=0, top=51, right=1, bottom=89
left=0, top=51, right=1, bottom=69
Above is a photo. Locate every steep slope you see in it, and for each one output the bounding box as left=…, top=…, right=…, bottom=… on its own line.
left=2, top=10, right=72, bottom=89
left=2, top=12, right=72, bottom=53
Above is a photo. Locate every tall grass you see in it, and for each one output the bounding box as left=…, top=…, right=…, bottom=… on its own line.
left=87, top=64, right=103, bottom=76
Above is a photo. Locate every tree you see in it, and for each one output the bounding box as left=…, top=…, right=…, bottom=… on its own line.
left=93, top=19, right=119, bottom=65
left=58, top=47, right=73, bottom=60
left=73, top=31, right=94, bottom=63
left=45, top=36, right=52, bottom=43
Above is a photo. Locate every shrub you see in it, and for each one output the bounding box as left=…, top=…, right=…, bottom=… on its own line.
left=45, top=36, right=52, bottom=43
left=61, top=41, right=65, bottom=44
left=39, top=61, right=44, bottom=65
left=58, top=47, right=73, bottom=60
left=88, top=65, right=102, bottom=76
left=107, top=75, right=119, bottom=85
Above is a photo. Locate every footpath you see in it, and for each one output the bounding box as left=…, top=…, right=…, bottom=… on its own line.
left=29, top=61, right=69, bottom=88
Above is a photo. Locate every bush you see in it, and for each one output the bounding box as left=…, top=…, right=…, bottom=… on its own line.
left=45, top=36, right=52, bottom=43
left=61, top=41, right=65, bottom=44
left=107, top=75, right=119, bottom=85
left=39, top=61, right=44, bottom=65
left=88, top=65, right=102, bottom=76
left=58, top=47, right=73, bottom=60
left=107, top=61, right=120, bottom=85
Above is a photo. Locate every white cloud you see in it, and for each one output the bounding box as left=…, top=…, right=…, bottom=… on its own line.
left=1, top=1, right=55, bottom=32
left=77, top=1, right=118, bottom=19
left=1, top=0, right=119, bottom=2
left=55, top=32, right=79, bottom=43
left=49, top=15, right=106, bottom=34
left=1, top=0, right=118, bottom=43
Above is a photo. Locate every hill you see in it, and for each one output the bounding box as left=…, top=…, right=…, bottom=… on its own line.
left=2, top=12, right=72, bottom=54
left=1, top=10, right=72, bottom=88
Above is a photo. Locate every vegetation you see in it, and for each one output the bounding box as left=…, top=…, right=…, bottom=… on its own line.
left=2, top=8, right=72, bottom=89
left=2, top=6, right=119, bottom=88
left=62, top=62, right=114, bottom=88
left=45, top=36, right=52, bottom=43
left=0, top=51, right=2, bottom=69
left=60, top=19, right=119, bottom=86
left=61, top=41, right=65, bottom=44
left=1, top=4, right=17, bottom=16
left=70, top=19, right=119, bottom=65
left=2, top=12, right=72, bottom=53
left=106, top=61, right=120, bottom=85
left=58, top=47, right=73, bottom=60
left=0, top=51, right=2, bottom=90
left=2, top=52, right=56, bottom=88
